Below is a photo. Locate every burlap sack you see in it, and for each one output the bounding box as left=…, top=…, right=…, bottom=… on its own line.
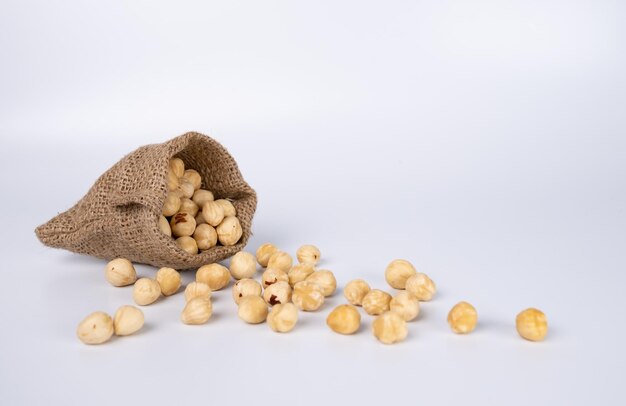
left=35, top=132, right=257, bottom=269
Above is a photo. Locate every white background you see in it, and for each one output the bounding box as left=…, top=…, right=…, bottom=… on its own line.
left=1, top=1, right=625, bottom=405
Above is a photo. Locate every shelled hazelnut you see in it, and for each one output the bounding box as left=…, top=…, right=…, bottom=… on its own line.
left=215, top=199, right=236, bottom=217
left=178, top=198, right=199, bottom=217
left=327, top=305, right=361, bottom=335
left=232, top=278, right=262, bottom=305
left=292, top=281, right=324, bottom=312
left=193, top=224, right=218, bottom=250
left=390, top=291, right=420, bottom=321
left=261, top=268, right=289, bottom=288
left=169, top=157, right=185, bottom=178
left=230, top=251, right=257, bottom=280
left=184, top=282, right=212, bottom=302
left=113, top=306, right=144, bottom=336
left=77, top=311, right=114, bottom=345
left=296, top=245, right=321, bottom=265
left=267, top=303, right=298, bottom=333
left=344, top=279, right=371, bottom=306
left=267, top=251, right=293, bottom=273
left=447, top=302, right=478, bottom=334
left=170, top=212, right=196, bottom=237
left=183, top=169, right=202, bottom=191
left=362, top=289, right=392, bottom=316
left=372, top=312, right=408, bottom=344
left=195, top=212, right=207, bottom=226
left=178, top=179, right=195, bottom=199
left=133, top=278, right=161, bottom=306
left=263, top=281, right=292, bottom=306
left=305, top=270, right=336, bottom=297
left=256, top=243, right=279, bottom=267
left=176, top=236, right=198, bottom=255
left=156, top=267, right=181, bottom=296
left=104, top=258, right=137, bottom=287
left=181, top=297, right=212, bottom=325
left=288, top=263, right=315, bottom=286
left=406, top=273, right=436, bottom=301
left=196, top=264, right=231, bottom=291
left=162, top=193, right=181, bottom=217
left=238, top=296, right=268, bottom=324
left=167, top=169, right=180, bottom=192
left=216, top=216, right=243, bottom=246
left=516, top=308, right=548, bottom=341
left=158, top=216, right=172, bottom=237
left=202, top=201, right=225, bottom=227
left=192, top=189, right=214, bottom=207
left=385, top=259, right=417, bottom=290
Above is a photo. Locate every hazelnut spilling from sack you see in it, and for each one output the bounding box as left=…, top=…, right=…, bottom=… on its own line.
left=35, top=132, right=257, bottom=269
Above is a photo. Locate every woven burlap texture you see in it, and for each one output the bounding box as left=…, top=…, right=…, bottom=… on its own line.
left=35, top=132, right=257, bottom=269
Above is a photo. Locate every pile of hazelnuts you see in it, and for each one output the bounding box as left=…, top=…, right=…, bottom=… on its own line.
left=77, top=244, right=549, bottom=346
left=158, top=157, right=243, bottom=254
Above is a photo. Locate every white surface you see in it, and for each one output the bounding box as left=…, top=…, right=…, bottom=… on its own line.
left=1, top=1, right=625, bottom=405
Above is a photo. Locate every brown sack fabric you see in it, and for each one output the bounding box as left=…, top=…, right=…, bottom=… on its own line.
left=35, top=132, right=257, bottom=269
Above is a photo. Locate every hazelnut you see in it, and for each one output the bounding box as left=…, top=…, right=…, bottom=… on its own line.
left=193, top=224, right=218, bottom=250
left=238, top=296, right=268, bottom=324
left=133, top=278, right=162, bottom=306
left=178, top=179, right=196, bottom=199
left=447, top=301, right=478, bottom=334
left=184, top=282, right=212, bottom=302
left=261, top=268, right=289, bottom=288
left=305, top=270, right=337, bottom=297
left=181, top=297, right=212, bottom=325
left=372, top=311, right=408, bottom=344
left=256, top=243, right=279, bottom=267
left=215, top=199, right=236, bottom=217
left=170, top=212, right=196, bottom=237
left=362, top=289, right=392, bottom=316
left=296, top=244, right=321, bottom=265
left=292, top=281, right=325, bottom=312
left=288, top=263, right=315, bottom=286
left=229, top=251, right=257, bottom=280
left=168, top=188, right=183, bottom=199
left=385, top=259, right=417, bottom=289
left=267, top=303, right=298, bottom=333
left=169, top=157, right=185, bottom=177
left=183, top=169, right=202, bottom=191
left=156, top=267, right=182, bottom=296
left=390, top=291, right=420, bottom=321
left=158, top=215, right=171, bottom=237
left=192, top=189, right=214, bottom=207
left=202, top=201, right=225, bottom=227
left=195, top=212, right=207, bottom=226
left=104, top=258, right=137, bottom=287
left=263, top=281, right=292, bottom=306
left=167, top=169, right=180, bottom=192
left=196, top=263, right=231, bottom=291
left=326, top=304, right=361, bottom=335
left=176, top=236, right=198, bottom=255
left=405, top=273, right=436, bottom=301
left=216, top=216, right=243, bottom=246
left=113, top=305, right=144, bottom=336
left=162, top=193, right=182, bottom=217
left=232, top=278, right=262, bottom=304
left=77, top=311, right=114, bottom=345
left=267, top=251, right=293, bottom=273
left=516, top=308, right=548, bottom=341
left=343, top=279, right=371, bottom=306
left=178, top=198, right=199, bottom=217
